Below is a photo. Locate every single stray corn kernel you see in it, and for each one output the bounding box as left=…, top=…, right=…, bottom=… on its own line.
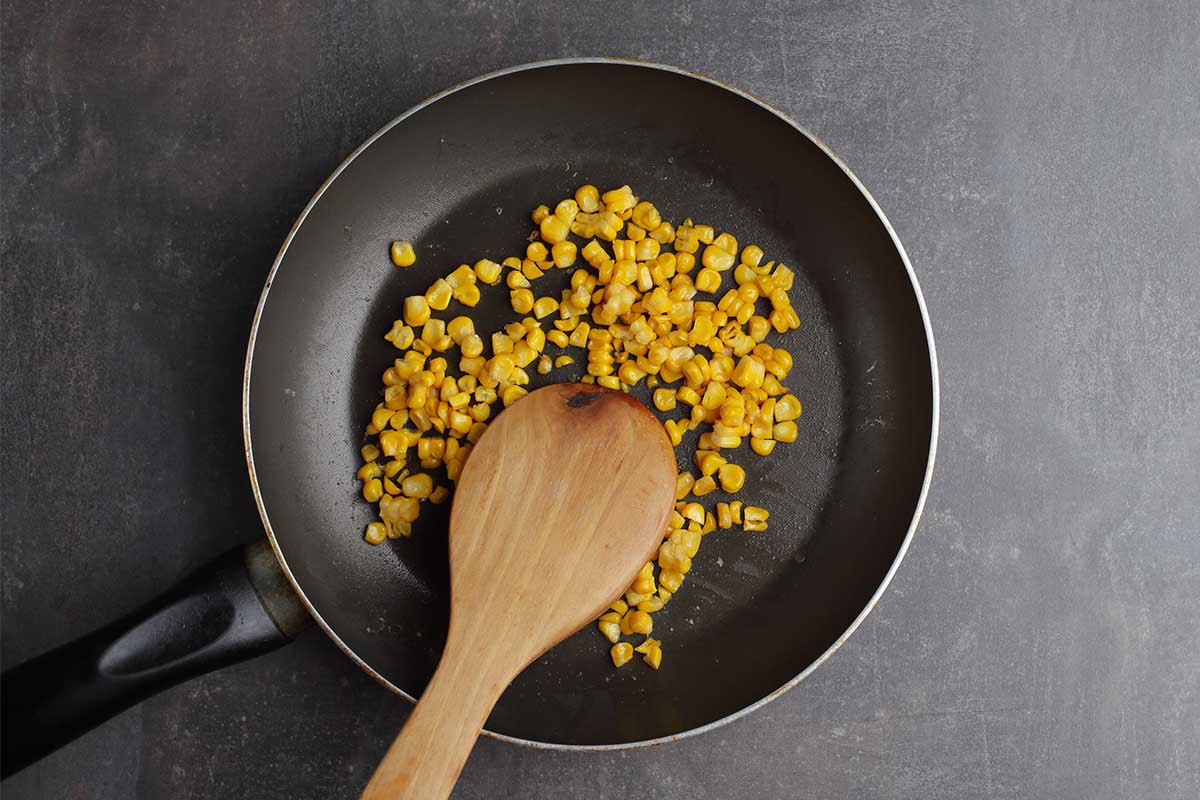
left=390, top=240, right=416, bottom=267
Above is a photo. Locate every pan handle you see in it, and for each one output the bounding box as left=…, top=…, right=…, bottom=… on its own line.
left=0, top=539, right=309, bottom=778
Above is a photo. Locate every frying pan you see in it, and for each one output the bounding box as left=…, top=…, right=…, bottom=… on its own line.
left=1, top=58, right=938, bottom=777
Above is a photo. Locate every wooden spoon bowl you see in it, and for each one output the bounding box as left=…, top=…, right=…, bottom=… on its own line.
left=362, top=382, right=677, bottom=799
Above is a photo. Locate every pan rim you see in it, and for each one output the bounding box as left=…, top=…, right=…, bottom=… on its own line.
left=242, top=56, right=940, bottom=751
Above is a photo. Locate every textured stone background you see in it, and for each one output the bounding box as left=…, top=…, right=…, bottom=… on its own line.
left=3, top=2, right=1198, bottom=798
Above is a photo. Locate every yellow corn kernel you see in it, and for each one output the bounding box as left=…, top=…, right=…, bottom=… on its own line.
left=634, top=236, right=660, bottom=261
left=773, top=421, right=798, bottom=442
left=526, top=241, right=549, bottom=262
left=501, top=385, right=527, bottom=407
left=575, top=184, right=600, bottom=213
left=774, top=394, right=802, bottom=421
left=521, top=259, right=545, bottom=280
left=554, top=198, right=579, bottom=224
left=743, top=506, right=769, bottom=532
left=425, top=278, right=452, bottom=311
left=731, top=355, right=765, bottom=389
left=750, top=437, right=776, bottom=456
left=429, top=486, right=450, bottom=505
left=713, top=231, right=738, bottom=255
left=403, top=295, right=430, bottom=326
left=657, top=541, right=691, bottom=574
left=611, top=642, right=634, bottom=667
left=378, top=429, right=407, bottom=457
left=540, top=214, right=570, bottom=244
left=360, top=443, right=381, bottom=462
left=362, top=478, right=383, bottom=503
left=718, top=463, right=746, bottom=493
left=637, top=596, right=664, bottom=613
left=598, top=613, right=622, bottom=644
left=695, top=450, right=725, bottom=476
left=534, top=355, right=552, bottom=375
left=531, top=204, right=551, bottom=224
left=550, top=240, right=577, bottom=269
left=356, top=462, right=382, bottom=482
left=677, top=503, right=702, bottom=525
left=664, top=419, right=685, bottom=446
left=642, top=642, right=662, bottom=670
left=445, top=316, right=473, bottom=344
left=458, top=333, right=484, bottom=359
left=716, top=503, right=733, bottom=529
left=470, top=258, right=501, bottom=285
left=382, top=475, right=403, bottom=495
left=533, top=296, right=559, bottom=319
left=676, top=386, right=701, bottom=407
left=659, top=570, right=684, bottom=594
left=633, top=562, right=656, bottom=595
left=739, top=243, right=764, bottom=267
left=630, top=201, right=660, bottom=230
left=649, top=221, right=675, bottom=244
left=364, top=521, right=387, bottom=544
left=456, top=283, right=480, bottom=307
left=389, top=240, right=417, bottom=268
left=601, top=184, right=636, bottom=213
left=544, top=329, right=568, bottom=348
left=626, top=609, right=653, bottom=635
left=506, top=270, right=530, bottom=289
left=701, top=244, right=736, bottom=272
left=663, top=255, right=688, bottom=281
left=618, top=360, right=646, bottom=386
left=694, top=267, right=723, bottom=294
left=383, top=320, right=414, bottom=350
left=401, top=473, right=433, bottom=499
left=675, top=472, right=695, bottom=500
left=510, top=288, right=534, bottom=314
left=692, top=475, right=717, bottom=496
left=693, top=224, right=714, bottom=244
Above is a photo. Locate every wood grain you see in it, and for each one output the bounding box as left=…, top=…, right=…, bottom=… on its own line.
left=361, top=383, right=677, bottom=799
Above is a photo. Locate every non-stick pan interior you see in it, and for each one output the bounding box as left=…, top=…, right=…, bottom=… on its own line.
left=247, top=61, right=935, bottom=746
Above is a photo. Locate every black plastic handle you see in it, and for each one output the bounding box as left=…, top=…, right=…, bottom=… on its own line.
left=1, top=539, right=309, bottom=778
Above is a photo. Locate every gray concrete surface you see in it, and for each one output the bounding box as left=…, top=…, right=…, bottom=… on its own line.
left=3, top=1, right=1198, bottom=798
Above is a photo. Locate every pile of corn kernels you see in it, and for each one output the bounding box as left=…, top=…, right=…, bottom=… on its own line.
left=357, top=183, right=802, bottom=672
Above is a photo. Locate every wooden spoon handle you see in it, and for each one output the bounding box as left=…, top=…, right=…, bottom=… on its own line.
left=360, top=648, right=509, bottom=800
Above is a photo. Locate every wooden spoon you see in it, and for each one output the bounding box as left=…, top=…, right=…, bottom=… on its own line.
left=361, top=382, right=677, bottom=799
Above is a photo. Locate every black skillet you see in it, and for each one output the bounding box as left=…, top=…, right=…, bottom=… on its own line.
left=1, top=59, right=938, bottom=777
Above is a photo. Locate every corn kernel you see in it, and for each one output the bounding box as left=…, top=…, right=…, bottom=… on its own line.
left=403, top=295, right=430, bottom=326
left=390, top=240, right=416, bottom=267
left=551, top=241, right=577, bottom=269
left=364, top=521, right=387, bottom=544
left=363, top=478, right=383, bottom=503
left=540, top=214, right=569, bottom=244
left=745, top=434, right=773, bottom=455
left=771, top=421, right=797, bottom=442
left=611, top=642, right=634, bottom=667
left=575, top=184, right=600, bottom=213
left=626, top=609, right=653, bottom=635
left=693, top=475, right=717, bottom=496
left=598, top=615, right=621, bottom=644
left=426, top=278, right=452, bottom=311
left=718, top=463, right=746, bottom=493
left=510, top=288, right=534, bottom=314
left=743, top=505, right=769, bottom=532
left=675, top=472, right=695, bottom=500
